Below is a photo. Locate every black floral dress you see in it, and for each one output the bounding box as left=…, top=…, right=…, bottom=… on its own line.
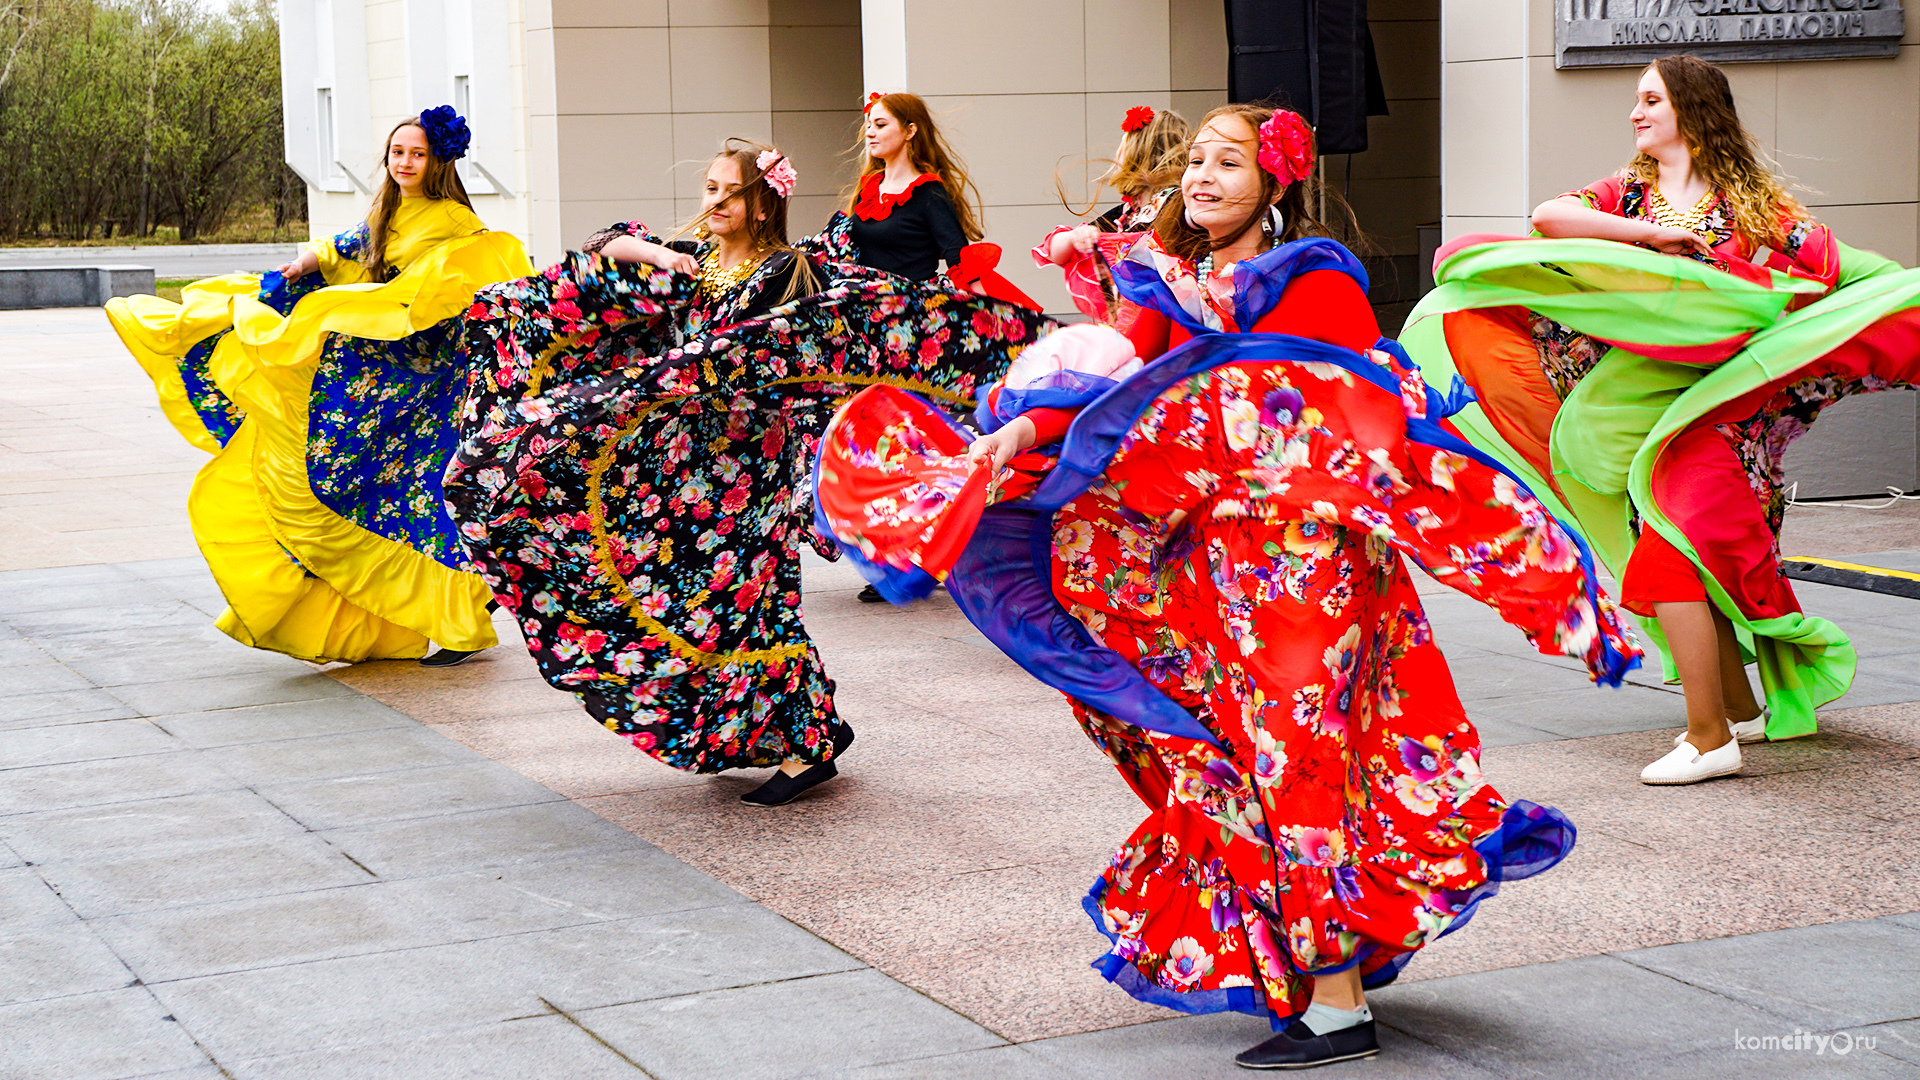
left=448, top=218, right=1054, bottom=772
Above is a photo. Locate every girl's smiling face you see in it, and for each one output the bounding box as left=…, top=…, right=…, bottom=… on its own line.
left=387, top=124, right=430, bottom=196
left=1632, top=66, right=1685, bottom=159
left=1181, top=114, right=1266, bottom=240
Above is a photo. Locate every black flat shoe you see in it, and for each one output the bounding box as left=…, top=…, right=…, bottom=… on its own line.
left=740, top=760, right=838, bottom=806
left=857, top=584, right=886, bottom=604
left=1235, top=1020, right=1379, bottom=1070
left=420, top=648, right=483, bottom=668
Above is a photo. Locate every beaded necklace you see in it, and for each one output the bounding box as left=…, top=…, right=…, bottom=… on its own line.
left=1646, top=185, right=1718, bottom=237
left=698, top=246, right=766, bottom=300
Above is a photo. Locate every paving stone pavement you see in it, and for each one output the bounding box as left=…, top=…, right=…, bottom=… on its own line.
left=3, top=307, right=1919, bottom=1078
left=3, top=558, right=1918, bottom=1080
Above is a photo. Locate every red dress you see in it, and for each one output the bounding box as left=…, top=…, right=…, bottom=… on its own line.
left=817, top=235, right=1636, bottom=1025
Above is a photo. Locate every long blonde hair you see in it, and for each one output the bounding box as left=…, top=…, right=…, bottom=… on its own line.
left=1056, top=108, right=1191, bottom=218
left=1627, top=55, right=1811, bottom=251
left=675, top=138, right=820, bottom=305
left=364, top=116, right=472, bottom=281
left=844, top=93, right=984, bottom=242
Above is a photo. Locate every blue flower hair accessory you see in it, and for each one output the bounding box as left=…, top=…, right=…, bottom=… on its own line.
left=419, top=105, right=470, bottom=161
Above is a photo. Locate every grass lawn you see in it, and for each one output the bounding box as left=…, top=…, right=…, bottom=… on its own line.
left=153, top=278, right=193, bottom=303
left=2, top=206, right=306, bottom=248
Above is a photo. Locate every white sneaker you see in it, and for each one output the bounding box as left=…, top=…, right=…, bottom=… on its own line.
left=1672, top=707, right=1770, bottom=748
left=1728, top=709, right=1769, bottom=744
left=1641, top=738, right=1742, bottom=785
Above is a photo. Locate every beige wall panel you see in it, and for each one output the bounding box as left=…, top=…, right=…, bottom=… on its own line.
left=468, top=194, right=522, bottom=237
left=524, top=0, right=552, bottom=26
left=1524, top=61, right=1638, bottom=207
left=1526, top=0, right=1551, bottom=57
left=1443, top=0, right=1525, bottom=63
left=771, top=109, right=862, bottom=198
left=555, top=113, right=676, bottom=201
left=671, top=111, right=777, bottom=210
left=1346, top=176, right=1442, bottom=253
left=368, top=37, right=407, bottom=78
left=1080, top=92, right=1179, bottom=208
left=526, top=26, right=558, bottom=117
left=1345, top=101, right=1440, bottom=181
left=366, top=0, right=403, bottom=40
left=553, top=28, right=672, bottom=114
left=529, top=112, right=562, bottom=262
left=668, top=0, right=768, bottom=25
left=1719, top=63, right=1779, bottom=146
left=1776, top=50, right=1919, bottom=207
left=978, top=202, right=1077, bottom=316
left=1809, top=202, right=1919, bottom=268
left=786, top=193, right=841, bottom=238
left=1373, top=19, right=1440, bottom=100
left=1084, top=0, right=1172, bottom=93
left=1170, top=89, right=1227, bottom=122
left=560, top=199, right=676, bottom=250
left=669, top=26, right=773, bottom=113
left=769, top=0, right=860, bottom=25
left=1442, top=58, right=1526, bottom=217
left=922, top=94, right=1088, bottom=210
left=770, top=25, right=863, bottom=111
left=309, top=191, right=365, bottom=243
left=551, top=0, right=667, bottom=27
left=1169, top=0, right=1226, bottom=91
left=905, top=1, right=1086, bottom=97
left=1441, top=214, right=1530, bottom=240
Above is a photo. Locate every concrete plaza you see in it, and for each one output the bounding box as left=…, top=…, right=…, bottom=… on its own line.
left=1, top=307, right=1917, bottom=1079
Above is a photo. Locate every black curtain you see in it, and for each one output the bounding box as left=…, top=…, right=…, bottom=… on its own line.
left=1224, top=0, right=1388, bottom=155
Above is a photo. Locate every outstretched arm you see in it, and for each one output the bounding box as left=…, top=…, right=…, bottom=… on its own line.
left=1532, top=196, right=1711, bottom=257
left=596, top=236, right=698, bottom=276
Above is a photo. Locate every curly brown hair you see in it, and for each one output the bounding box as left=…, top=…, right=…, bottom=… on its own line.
left=1626, top=55, right=1812, bottom=251
left=1150, top=104, right=1361, bottom=264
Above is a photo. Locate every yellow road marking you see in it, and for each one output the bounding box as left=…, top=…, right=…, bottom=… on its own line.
left=1783, top=556, right=1920, bottom=584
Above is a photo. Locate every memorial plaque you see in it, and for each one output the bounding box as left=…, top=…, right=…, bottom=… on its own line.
left=1555, top=0, right=1906, bottom=68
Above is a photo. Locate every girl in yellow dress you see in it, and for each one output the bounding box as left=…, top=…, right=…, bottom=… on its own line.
left=107, top=107, right=531, bottom=665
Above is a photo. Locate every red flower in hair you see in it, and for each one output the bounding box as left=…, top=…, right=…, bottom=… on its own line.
left=1121, top=106, right=1155, bottom=134
left=1256, top=110, right=1316, bottom=187
left=862, top=91, right=884, bottom=114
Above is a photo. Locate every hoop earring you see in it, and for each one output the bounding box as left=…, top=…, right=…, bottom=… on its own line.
left=1184, top=205, right=1198, bottom=230
left=1266, top=205, right=1283, bottom=237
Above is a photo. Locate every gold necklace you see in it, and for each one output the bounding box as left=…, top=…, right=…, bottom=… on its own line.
left=1647, top=185, right=1717, bottom=236
left=698, top=247, right=765, bottom=299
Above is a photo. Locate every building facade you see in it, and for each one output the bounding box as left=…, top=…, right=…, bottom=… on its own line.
left=279, top=0, right=1917, bottom=496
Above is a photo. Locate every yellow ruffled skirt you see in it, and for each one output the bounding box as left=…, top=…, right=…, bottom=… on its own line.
left=107, top=233, right=534, bottom=663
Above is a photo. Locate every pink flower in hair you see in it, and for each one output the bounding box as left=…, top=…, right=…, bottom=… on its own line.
left=757, top=150, right=798, bottom=199
left=1256, top=110, right=1316, bottom=188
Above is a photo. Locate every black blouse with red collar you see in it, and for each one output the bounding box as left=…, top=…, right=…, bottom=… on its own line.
left=847, top=173, right=967, bottom=282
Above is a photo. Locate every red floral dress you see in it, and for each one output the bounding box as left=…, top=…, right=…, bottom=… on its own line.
left=818, top=235, right=1638, bottom=1025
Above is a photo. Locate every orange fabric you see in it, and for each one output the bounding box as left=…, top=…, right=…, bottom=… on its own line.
left=1443, top=306, right=1559, bottom=483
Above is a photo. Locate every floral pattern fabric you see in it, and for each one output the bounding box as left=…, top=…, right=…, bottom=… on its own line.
left=446, top=216, right=1054, bottom=773
left=308, top=322, right=473, bottom=569
left=1055, top=353, right=1624, bottom=1021
left=821, top=235, right=1631, bottom=1024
